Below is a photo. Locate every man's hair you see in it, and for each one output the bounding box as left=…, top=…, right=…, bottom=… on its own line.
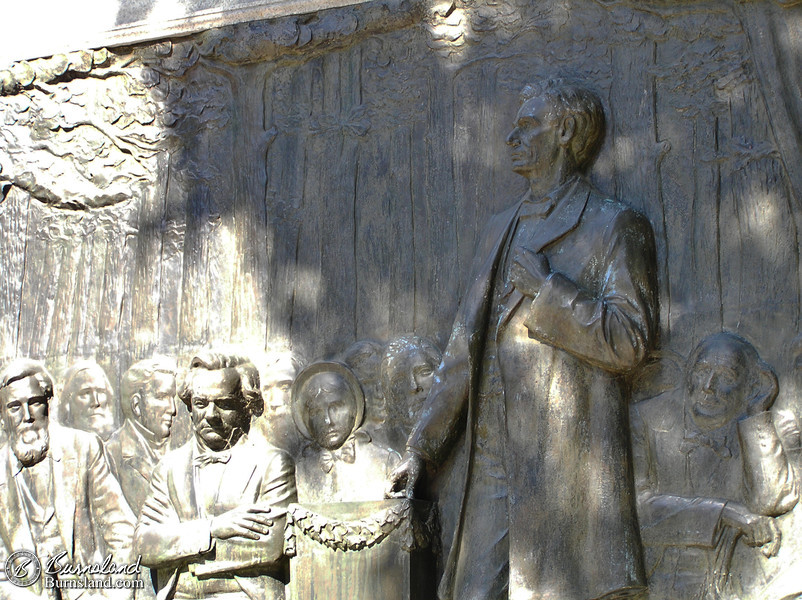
left=381, top=335, right=442, bottom=401
left=520, top=79, right=606, bottom=173
left=262, top=348, right=305, bottom=381
left=120, top=356, right=177, bottom=421
left=685, top=331, right=778, bottom=411
left=57, top=360, right=113, bottom=424
left=341, top=339, right=383, bottom=372
left=0, top=358, right=55, bottom=400
left=178, top=350, right=263, bottom=417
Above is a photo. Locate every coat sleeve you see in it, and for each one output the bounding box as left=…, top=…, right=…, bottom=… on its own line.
left=738, top=411, right=799, bottom=516
left=134, top=460, right=214, bottom=569
left=407, top=211, right=511, bottom=464
left=524, top=208, right=659, bottom=374
left=193, top=449, right=297, bottom=577
left=630, top=402, right=725, bottom=548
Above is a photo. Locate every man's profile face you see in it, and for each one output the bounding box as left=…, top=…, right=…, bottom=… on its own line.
left=303, top=372, right=357, bottom=451
left=262, top=357, right=298, bottom=416
left=189, top=369, right=250, bottom=451
left=1, top=376, right=50, bottom=466
left=387, top=349, right=436, bottom=428
left=137, top=371, right=177, bottom=442
left=506, top=95, right=563, bottom=181
left=68, top=366, right=115, bottom=439
left=688, top=344, right=748, bottom=431
left=345, top=345, right=382, bottom=402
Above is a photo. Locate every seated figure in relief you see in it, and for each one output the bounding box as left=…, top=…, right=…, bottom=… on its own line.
left=293, top=361, right=400, bottom=503
left=106, top=356, right=178, bottom=514
left=630, top=332, right=799, bottom=600
left=56, top=359, right=117, bottom=441
left=728, top=333, right=802, bottom=600
left=380, top=335, right=442, bottom=451
left=134, top=350, right=296, bottom=600
left=0, top=359, right=135, bottom=599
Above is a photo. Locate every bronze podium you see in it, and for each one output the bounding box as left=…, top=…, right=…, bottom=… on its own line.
left=286, top=499, right=437, bottom=600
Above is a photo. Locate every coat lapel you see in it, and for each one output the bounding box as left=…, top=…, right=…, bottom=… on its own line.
left=121, top=421, right=156, bottom=482
left=0, top=447, right=36, bottom=554
left=526, top=179, right=591, bottom=254
left=168, top=443, right=199, bottom=521
left=217, top=438, right=258, bottom=504
left=49, top=429, right=76, bottom=560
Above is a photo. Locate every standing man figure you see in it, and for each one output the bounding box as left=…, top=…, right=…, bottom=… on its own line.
left=0, top=359, right=135, bottom=599
left=106, top=356, right=178, bottom=515
left=134, top=350, right=296, bottom=600
left=389, top=80, right=659, bottom=600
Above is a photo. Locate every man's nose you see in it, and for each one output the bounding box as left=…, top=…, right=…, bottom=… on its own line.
left=21, top=402, right=33, bottom=422
left=506, top=129, right=519, bottom=147
left=409, top=373, right=420, bottom=392
left=167, top=399, right=177, bottom=416
left=89, top=391, right=101, bottom=408
left=703, top=372, right=716, bottom=393
left=203, top=401, right=220, bottom=420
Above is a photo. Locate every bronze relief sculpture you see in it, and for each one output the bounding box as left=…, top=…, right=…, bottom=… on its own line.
left=1, top=0, right=802, bottom=594
left=293, top=361, right=400, bottom=503
left=134, top=351, right=296, bottom=600
left=106, top=356, right=178, bottom=515
left=389, top=80, right=659, bottom=600
left=0, top=359, right=135, bottom=599
left=631, top=332, right=799, bottom=600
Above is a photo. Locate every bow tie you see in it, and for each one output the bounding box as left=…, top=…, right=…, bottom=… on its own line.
left=320, top=438, right=356, bottom=473
left=194, top=449, right=232, bottom=467
left=680, top=430, right=733, bottom=459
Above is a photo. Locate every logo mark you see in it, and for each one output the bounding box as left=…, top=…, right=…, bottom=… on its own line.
left=5, top=550, right=41, bottom=587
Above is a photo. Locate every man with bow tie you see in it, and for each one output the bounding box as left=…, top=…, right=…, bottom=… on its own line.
left=630, top=332, right=799, bottom=599
left=134, top=351, right=296, bottom=600
left=293, top=361, right=400, bottom=504
left=389, top=80, right=659, bottom=600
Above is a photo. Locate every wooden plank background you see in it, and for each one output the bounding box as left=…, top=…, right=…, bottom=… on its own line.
left=0, top=0, right=800, bottom=415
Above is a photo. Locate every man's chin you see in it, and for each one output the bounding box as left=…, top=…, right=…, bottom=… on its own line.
left=198, top=429, right=232, bottom=450
left=13, top=436, right=49, bottom=466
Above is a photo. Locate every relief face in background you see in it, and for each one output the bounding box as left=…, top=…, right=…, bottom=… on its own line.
left=253, top=349, right=305, bottom=456
left=106, top=356, right=178, bottom=515
left=340, top=339, right=386, bottom=432
left=57, top=360, right=117, bottom=441
left=380, top=335, right=441, bottom=450
left=0, top=358, right=135, bottom=596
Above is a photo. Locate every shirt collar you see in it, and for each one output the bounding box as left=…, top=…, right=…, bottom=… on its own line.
left=522, top=174, right=581, bottom=208
left=128, top=418, right=167, bottom=458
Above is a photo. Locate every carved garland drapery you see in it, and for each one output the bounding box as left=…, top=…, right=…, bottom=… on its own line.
left=284, top=500, right=434, bottom=554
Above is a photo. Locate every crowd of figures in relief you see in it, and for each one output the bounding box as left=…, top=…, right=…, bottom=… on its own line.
left=0, top=80, right=800, bottom=600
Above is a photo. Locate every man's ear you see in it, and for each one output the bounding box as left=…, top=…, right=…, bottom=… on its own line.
left=559, top=115, right=576, bottom=146
left=131, top=393, right=142, bottom=419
